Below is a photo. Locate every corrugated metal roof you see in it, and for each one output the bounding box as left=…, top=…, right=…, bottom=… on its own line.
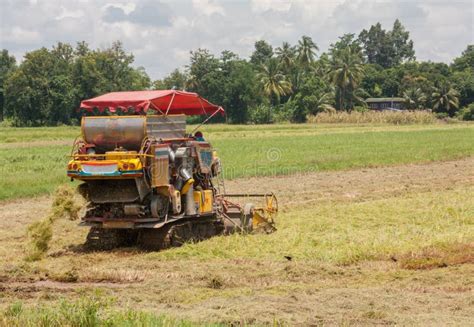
left=366, top=97, right=405, bottom=103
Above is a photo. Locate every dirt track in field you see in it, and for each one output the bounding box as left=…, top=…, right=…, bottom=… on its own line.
left=1, top=157, right=473, bottom=229
left=226, top=157, right=474, bottom=207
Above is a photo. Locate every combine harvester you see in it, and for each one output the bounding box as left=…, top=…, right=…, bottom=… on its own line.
left=68, top=90, right=277, bottom=250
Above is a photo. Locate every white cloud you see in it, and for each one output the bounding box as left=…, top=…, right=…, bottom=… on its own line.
left=102, top=2, right=136, bottom=15
left=192, top=0, right=226, bottom=16
left=171, top=16, right=193, bottom=29
left=3, top=27, right=41, bottom=44
left=56, top=6, right=84, bottom=20
left=251, top=0, right=292, bottom=13
left=0, top=0, right=472, bottom=79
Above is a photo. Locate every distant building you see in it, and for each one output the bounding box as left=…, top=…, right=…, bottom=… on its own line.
left=366, top=97, right=405, bottom=110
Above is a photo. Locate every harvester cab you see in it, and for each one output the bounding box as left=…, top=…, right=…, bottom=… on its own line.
left=68, top=90, right=277, bottom=250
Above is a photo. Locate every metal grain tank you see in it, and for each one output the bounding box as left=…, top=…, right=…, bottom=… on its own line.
left=82, top=116, right=146, bottom=151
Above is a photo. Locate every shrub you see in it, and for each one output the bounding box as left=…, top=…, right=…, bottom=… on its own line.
left=456, top=103, right=474, bottom=121
left=275, top=100, right=308, bottom=123
left=353, top=106, right=369, bottom=113
left=435, top=112, right=449, bottom=119
left=248, top=104, right=273, bottom=124
left=0, top=118, right=14, bottom=127
left=308, top=110, right=438, bottom=125
left=272, top=101, right=294, bottom=123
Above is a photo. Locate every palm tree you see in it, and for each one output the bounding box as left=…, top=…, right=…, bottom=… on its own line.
left=352, top=87, right=370, bottom=108
left=403, top=87, right=427, bottom=109
left=275, top=42, right=296, bottom=71
left=308, top=91, right=336, bottom=115
left=256, top=58, right=292, bottom=104
left=310, top=54, right=330, bottom=79
left=297, top=36, right=319, bottom=66
left=329, top=47, right=365, bottom=110
left=431, top=83, right=459, bottom=116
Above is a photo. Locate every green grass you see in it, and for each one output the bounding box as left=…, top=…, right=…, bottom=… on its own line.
left=212, top=126, right=474, bottom=179
left=0, top=123, right=473, bottom=200
left=0, top=125, right=79, bottom=143
left=0, top=145, right=71, bottom=200
left=151, top=186, right=474, bottom=263
left=1, top=296, right=218, bottom=327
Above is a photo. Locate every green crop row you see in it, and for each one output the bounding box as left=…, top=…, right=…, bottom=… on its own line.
left=0, top=124, right=473, bottom=200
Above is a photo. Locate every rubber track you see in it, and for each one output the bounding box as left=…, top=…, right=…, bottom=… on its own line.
left=137, top=218, right=224, bottom=251
left=85, top=228, right=137, bottom=251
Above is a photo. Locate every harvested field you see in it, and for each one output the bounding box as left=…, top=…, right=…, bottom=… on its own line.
left=225, top=156, right=474, bottom=205
left=1, top=157, right=473, bottom=325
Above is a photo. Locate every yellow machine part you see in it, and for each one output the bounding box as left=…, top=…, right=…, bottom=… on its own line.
left=252, top=210, right=268, bottom=228
left=67, top=157, right=143, bottom=180
left=251, top=193, right=278, bottom=233
left=181, top=178, right=195, bottom=195
left=171, top=189, right=182, bottom=214
left=193, top=190, right=213, bottom=214
left=105, top=151, right=137, bottom=160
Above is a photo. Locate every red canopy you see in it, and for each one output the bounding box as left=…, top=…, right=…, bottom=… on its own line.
left=80, top=90, right=224, bottom=116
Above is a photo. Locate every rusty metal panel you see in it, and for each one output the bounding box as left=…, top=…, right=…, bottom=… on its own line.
left=82, top=116, right=146, bottom=151
left=82, top=115, right=186, bottom=151
left=151, top=144, right=170, bottom=187
left=103, top=221, right=134, bottom=229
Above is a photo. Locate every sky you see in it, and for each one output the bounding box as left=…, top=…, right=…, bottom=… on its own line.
left=0, top=0, right=473, bottom=80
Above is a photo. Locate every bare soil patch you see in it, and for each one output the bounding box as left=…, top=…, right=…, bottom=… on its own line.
left=397, top=242, right=474, bottom=270
left=1, top=157, right=473, bottom=325
left=1, top=157, right=472, bottom=234
left=225, top=157, right=474, bottom=208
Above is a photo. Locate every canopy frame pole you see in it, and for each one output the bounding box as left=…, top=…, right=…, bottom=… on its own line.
left=150, top=102, right=165, bottom=115
left=194, top=97, right=210, bottom=132
left=165, top=92, right=176, bottom=116
left=190, top=107, right=223, bottom=135
left=198, top=98, right=207, bottom=116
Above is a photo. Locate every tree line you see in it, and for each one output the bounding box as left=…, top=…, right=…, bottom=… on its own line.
left=1, top=19, right=473, bottom=126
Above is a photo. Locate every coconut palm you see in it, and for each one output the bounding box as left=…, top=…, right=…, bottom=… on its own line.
left=431, top=83, right=460, bottom=115
left=403, top=87, right=427, bottom=109
left=275, top=42, right=296, bottom=71
left=352, top=87, right=370, bottom=108
left=297, top=36, right=319, bottom=66
left=329, top=47, right=365, bottom=110
left=257, top=58, right=292, bottom=104
left=309, top=91, right=336, bottom=115
left=310, top=54, right=331, bottom=79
